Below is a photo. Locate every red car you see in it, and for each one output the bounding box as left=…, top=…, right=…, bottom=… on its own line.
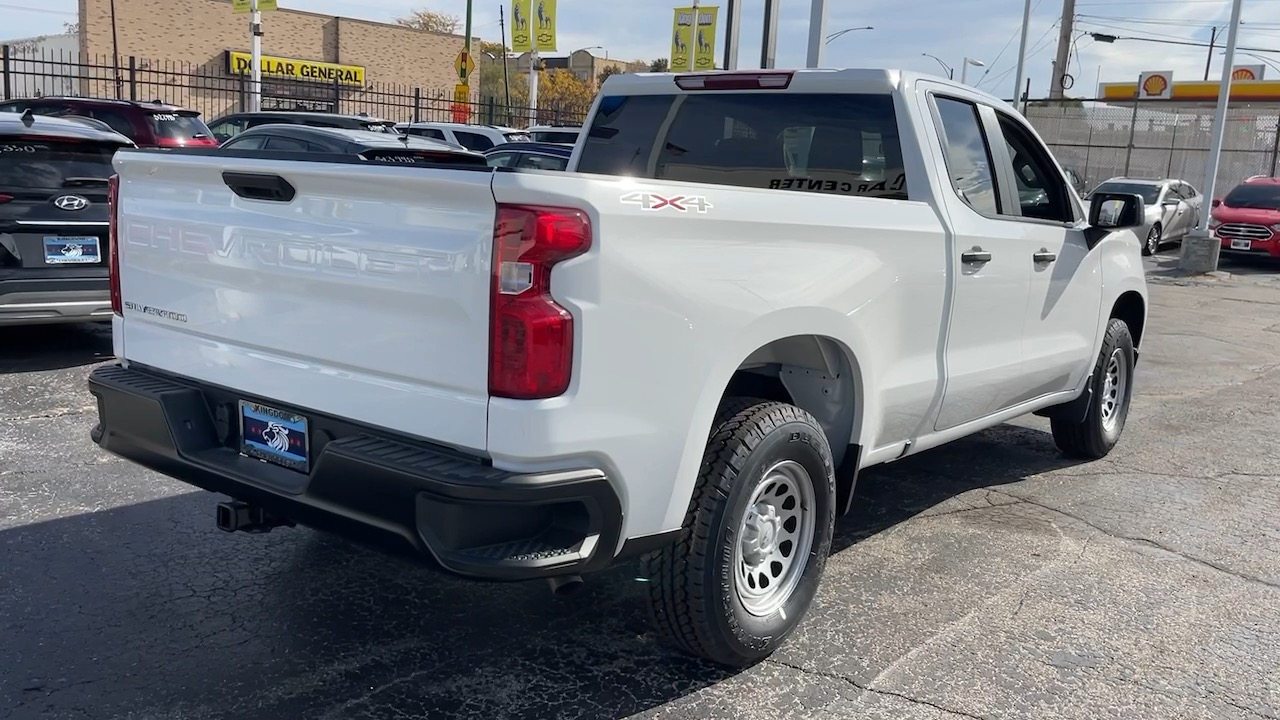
left=0, top=97, right=218, bottom=148
left=1212, top=176, right=1280, bottom=257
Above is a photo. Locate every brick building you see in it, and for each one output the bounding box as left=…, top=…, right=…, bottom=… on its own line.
left=76, top=0, right=469, bottom=115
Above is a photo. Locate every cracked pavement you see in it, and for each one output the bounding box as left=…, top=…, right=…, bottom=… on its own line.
left=2, top=262, right=1279, bottom=719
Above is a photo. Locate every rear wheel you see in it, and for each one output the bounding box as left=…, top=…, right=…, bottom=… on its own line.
left=1142, top=224, right=1162, bottom=256
left=642, top=398, right=836, bottom=667
left=1052, top=318, right=1136, bottom=459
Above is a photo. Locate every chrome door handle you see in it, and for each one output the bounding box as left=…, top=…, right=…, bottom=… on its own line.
left=961, top=248, right=992, bottom=264
left=1033, top=249, right=1057, bottom=263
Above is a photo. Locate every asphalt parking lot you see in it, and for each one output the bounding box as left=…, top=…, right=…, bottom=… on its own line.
left=3, top=259, right=1279, bottom=720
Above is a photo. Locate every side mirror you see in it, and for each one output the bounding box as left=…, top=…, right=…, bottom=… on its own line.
left=1086, top=192, right=1146, bottom=248
left=1211, top=198, right=1222, bottom=208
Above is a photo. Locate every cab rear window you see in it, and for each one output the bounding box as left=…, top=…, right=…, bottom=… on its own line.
left=577, top=93, right=908, bottom=199
left=0, top=140, right=121, bottom=189
left=150, top=112, right=214, bottom=143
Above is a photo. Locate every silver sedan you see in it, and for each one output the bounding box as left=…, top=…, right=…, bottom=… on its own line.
left=1086, top=177, right=1204, bottom=256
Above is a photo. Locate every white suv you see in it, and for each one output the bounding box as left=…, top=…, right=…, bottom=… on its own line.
left=394, top=122, right=530, bottom=152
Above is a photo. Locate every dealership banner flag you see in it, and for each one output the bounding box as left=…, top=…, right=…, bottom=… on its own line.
left=670, top=6, right=718, bottom=72
left=511, top=0, right=556, bottom=53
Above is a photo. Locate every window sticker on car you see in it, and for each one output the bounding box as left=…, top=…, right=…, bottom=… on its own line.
left=620, top=191, right=712, bottom=213
left=1, top=144, right=43, bottom=153
left=152, top=113, right=179, bottom=122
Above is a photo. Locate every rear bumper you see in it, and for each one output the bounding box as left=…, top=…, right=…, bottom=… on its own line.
left=88, top=364, right=625, bottom=581
left=0, top=277, right=111, bottom=325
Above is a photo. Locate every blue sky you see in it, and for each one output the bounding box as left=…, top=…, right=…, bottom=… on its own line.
left=6, top=0, right=1280, bottom=100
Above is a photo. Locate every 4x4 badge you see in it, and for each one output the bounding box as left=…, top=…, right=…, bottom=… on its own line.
left=620, top=191, right=712, bottom=214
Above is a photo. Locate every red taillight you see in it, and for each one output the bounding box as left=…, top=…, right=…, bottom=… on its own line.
left=108, top=174, right=122, bottom=316
left=674, top=71, right=794, bottom=91
left=489, top=205, right=591, bottom=399
left=0, top=193, right=12, bottom=204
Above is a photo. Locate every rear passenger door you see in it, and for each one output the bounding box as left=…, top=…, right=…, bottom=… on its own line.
left=925, top=91, right=1034, bottom=431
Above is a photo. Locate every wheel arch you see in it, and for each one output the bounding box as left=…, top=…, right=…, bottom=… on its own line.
left=1110, top=289, right=1146, bottom=350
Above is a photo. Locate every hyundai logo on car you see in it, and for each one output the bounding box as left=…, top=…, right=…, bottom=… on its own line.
left=53, top=195, right=90, bottom=211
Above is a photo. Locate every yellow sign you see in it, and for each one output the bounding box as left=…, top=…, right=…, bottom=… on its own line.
left=670, top=6, right=718, bottom=72
left=226, top=51, right=365, bottom=86
left=510, top=0, right=557, bottom=53
left=1138, top=70, right=1173, bottom=100
left=455, top=51, right=476, bottom=82
left=454, top=83, right=470, bottom=104
left=232, top=0, right=277, bottom=13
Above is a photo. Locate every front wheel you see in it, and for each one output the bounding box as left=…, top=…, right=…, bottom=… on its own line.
left=642, top=399, right=836, bottom=667
left=1051, top=318, right=1136, bottom=459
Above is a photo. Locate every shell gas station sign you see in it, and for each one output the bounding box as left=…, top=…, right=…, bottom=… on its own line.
left=1101, top=66, right=1280, bottom=102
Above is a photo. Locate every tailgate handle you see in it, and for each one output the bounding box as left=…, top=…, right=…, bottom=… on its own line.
left=222, top=172, right=296, bottom=203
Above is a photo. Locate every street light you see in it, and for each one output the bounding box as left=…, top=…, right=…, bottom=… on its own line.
left=1220, top=49, right=1280, bottom=77
left=961, top=57, right=985, bottom=85
left=825, top=26, right=872, bottom=44
left=573, top=45, right=607, bottom=59
left=922, top=53, right=953, bottom=79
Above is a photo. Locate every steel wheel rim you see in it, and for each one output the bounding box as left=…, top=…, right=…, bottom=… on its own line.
left=1100, top=348, right=1128, bottom=433
left=733, top=459, right=816, bottom=618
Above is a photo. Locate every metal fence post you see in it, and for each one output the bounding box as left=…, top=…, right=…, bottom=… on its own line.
left=332, top=77, right=341, bottom=113
left=1123, top=96, right=1139, bottom=176
left=128, top=56, right=137, bottom=101
left=1260, top=119, right=1278, bottom=176
left=413, top=87, right=421, bottom=123
left=1166, top=111, right=1180, bottom=177
left=238, top=76, right=246, bottom=113
left=2, top=45, right=10, bottom=100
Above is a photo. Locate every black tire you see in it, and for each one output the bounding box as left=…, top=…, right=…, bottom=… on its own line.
left=1142, top=224, right=1161, bottom=256
left=1051, top=318, right=1136, bottom=459
left=642, top=398, right=836, bottom=668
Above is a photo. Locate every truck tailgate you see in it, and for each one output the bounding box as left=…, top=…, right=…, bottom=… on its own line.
left=112, top=151, right=496, bottom=452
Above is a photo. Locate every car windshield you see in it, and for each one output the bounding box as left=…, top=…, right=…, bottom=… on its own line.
left=0, top=138, right=121, bottom=189
left=150, top=112, right=213, bottom=143
left=1092, top=182, right=1161, bottom=205
left=1222, top=183, right=1280, bottom=209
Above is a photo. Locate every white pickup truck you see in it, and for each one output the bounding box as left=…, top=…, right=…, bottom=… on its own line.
left=90, top=69, right=1149, bottom=667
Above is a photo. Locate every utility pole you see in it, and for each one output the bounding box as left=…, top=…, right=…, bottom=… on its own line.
left=761, top=0, right=777, bottom=69
left=1012, top=0, right=1032, bottom=108
left=806, top=0, right=828, bottom=68
left=1204, top=26, right=1218, bottom=81
left=1049, top=0, right=1076, bottom=99
left=723, top=0, right=741, bottom=70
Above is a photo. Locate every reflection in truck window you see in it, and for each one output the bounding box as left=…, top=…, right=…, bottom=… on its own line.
left=578, top=93, right=907, bottom=199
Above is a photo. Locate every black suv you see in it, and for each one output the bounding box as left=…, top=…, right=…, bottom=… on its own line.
left=206, top=111, right=399, bottom=143
left=0, top=97, right=217, bottom=148
left=0, top=110, right=134, bottom=325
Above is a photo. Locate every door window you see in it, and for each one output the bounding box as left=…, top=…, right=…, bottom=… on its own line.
left=263, top=136, right=315, bottom=152
left=454, top=131, right=496, bottom=151
left=486, top=151, right=518, bottom=167
left=209, top=118, right=247, bottom=142
left=409, top=127, right=447, bottom=141
left=993, top=113, right=1072, bottom=223
left=932, top=96, right=1000, bottom=215
left=223, top=135, right=267, bottom=151
left=517, top=152, right=569, bottom=171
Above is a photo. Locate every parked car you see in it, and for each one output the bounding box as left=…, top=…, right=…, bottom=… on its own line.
left=91, top=68, right=1148, bottom=669
left=395, top=122, right=530, bottom=151
left=1063, top=166, right=1087, bottom=196
left=219, top=124, right=485, bottom=165
left=1087, top=177, right=1203, bottom=255
left=483, top=141, right=572, bottom=171
left=0, top=110, right=134, bottom=325
left=207, top=111, right=398, bottom=143
left=0, top=96, right=217, bottom=148
left=1210, top=175, right=1280, bottom=257
left=527, top=124, right=582, bottom=145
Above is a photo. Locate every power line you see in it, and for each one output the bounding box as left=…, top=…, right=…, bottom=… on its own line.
left=0, top=2, right=74, bottom=14
left=977, top=18, right=1058, bottom=90
left=976, top=0, right=1044, bottom=85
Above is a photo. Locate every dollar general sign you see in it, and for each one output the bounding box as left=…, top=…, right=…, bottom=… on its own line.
left=226, top=51, right=365, bottom=86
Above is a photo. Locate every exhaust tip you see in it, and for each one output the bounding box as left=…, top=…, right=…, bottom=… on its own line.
left=547, top=575, right=585, bottom=597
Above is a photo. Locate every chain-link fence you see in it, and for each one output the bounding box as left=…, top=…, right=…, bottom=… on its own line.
left=1024, top=98, right=1280, bottom=194
left=1, top=46, right=590, bottom=129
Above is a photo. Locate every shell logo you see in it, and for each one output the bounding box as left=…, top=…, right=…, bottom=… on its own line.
left=1141, top=73, right=1170, bottom=97
left=1233, top=67, right=1258, bottom=80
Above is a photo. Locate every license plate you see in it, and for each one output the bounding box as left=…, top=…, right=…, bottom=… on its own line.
left=43, top=236, right=101, bottom=264
left=239, top=400, right=309, bottom=472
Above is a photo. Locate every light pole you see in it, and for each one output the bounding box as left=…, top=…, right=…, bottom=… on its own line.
left=922, top=53, right=953, bottom=79
left=961, top=57, right=985, bottom=85
left=1180, top=0, right=1244, bottom=274
left=825, top=26, right=872, bottom=44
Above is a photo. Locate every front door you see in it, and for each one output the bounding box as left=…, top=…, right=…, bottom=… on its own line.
left=923, top=91, right=1034, bottom=432
left=987, top=109, right=1103, bottom=402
